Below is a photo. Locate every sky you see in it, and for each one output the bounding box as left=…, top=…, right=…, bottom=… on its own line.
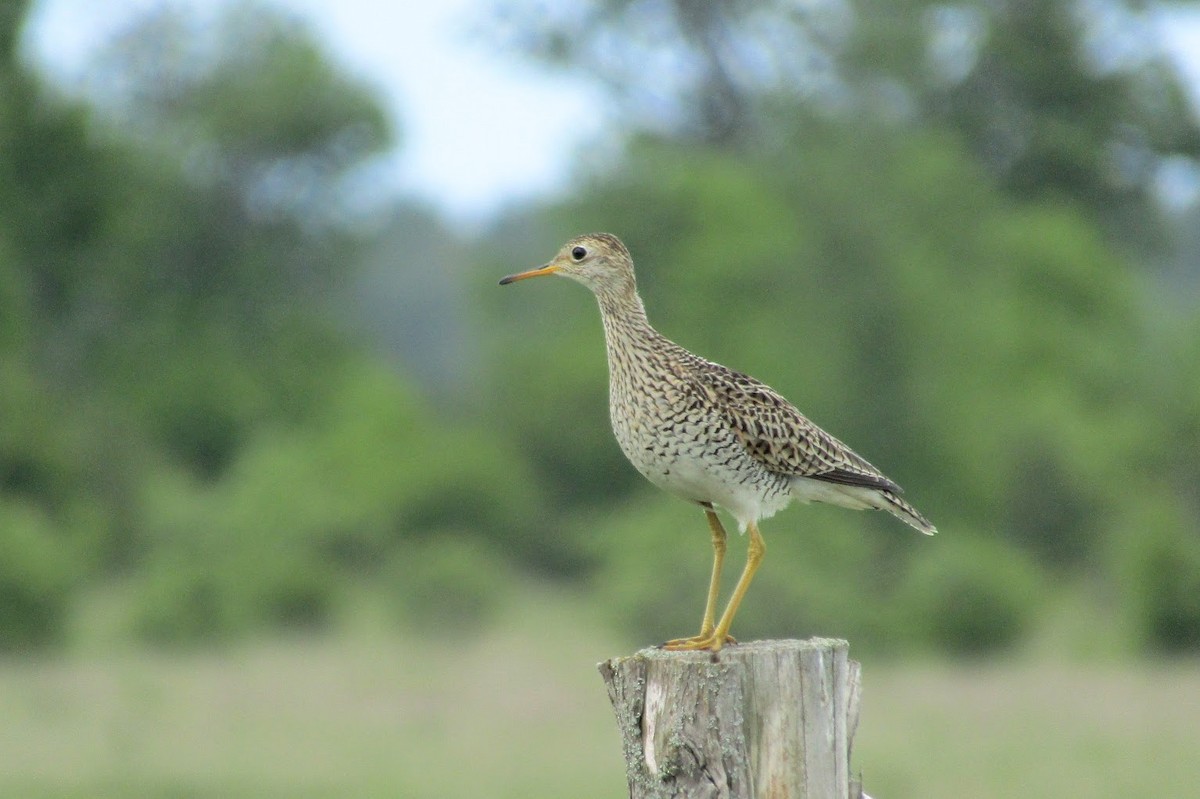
left=25, top=0, right=608, bottom=225
left=23, top=0, right=1200, bottom=224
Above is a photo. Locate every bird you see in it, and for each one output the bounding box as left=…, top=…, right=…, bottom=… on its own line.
left=500, top=233, right=935, bottom=652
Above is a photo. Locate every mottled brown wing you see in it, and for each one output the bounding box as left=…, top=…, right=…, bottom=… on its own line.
left=683, top=356, right=902, bottom=493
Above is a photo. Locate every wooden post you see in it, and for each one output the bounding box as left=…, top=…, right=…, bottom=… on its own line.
left=598, top=638, right=864, bottom=799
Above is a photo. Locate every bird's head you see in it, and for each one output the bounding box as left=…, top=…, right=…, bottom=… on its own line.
left=500, top=233, right=637, bottom=299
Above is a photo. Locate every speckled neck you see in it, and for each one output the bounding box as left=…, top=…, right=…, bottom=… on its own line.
left=596, top=287, right=674, bottom=403
left=597, top=288, right=657, bottom=350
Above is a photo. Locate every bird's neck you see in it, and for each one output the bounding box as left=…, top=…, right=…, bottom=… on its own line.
left=596, top=289, right=667, bottom=382
left=596, top=288, right=654, bottom=340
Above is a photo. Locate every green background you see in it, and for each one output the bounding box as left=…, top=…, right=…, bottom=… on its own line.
left=2, top=1, right=1199, bottom=795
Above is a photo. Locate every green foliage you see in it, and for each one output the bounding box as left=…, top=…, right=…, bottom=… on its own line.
left=0, top=242, right=30, bottom=350
left=0, top=1, right=417, bottom=647
left=391, top=536, right=513, bottom=635
left=1, top=0, right=1198, bottom=659
left=590, top=498, right=725, bottom=643
left=94, top=2, right=392, bottom=222
left=897, top=533, right=1044, bottom=656
left=125, top=360, right=539, bottom=643
left=494, top=0, right=1200, bottom=241
left=133, top=467, right=340, bottom=645
left=0, top=500, right=78, bottom=651
left=1109, top=497, right=1200, bottom=654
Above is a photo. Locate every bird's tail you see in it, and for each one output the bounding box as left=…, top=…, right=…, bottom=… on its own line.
left=881, top=492, right=937, bottom=535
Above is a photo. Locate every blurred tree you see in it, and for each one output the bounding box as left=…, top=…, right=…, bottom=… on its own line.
left=0, top=0, right=118, bottom=649
left=93, top=3, right=389, bottom=228
left=74, top=3, right=392, bottom=484
left=888, top=0, right=1200, bottom=244
left=0, top=0, right=558, bottom=647
left=131, top=357, right=542, bottom=642
left=0, top=1, right=522, bottom=648
left=0, top=2, right=394, bottom=489
left=80, top=3, right=390, bottom=328
left=489, top=0, right=848, bottom=144
left=491, top=0, right=1200, bottom=241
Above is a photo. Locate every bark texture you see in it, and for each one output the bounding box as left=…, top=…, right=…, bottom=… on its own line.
left=598, top=638, right=863, bottom=799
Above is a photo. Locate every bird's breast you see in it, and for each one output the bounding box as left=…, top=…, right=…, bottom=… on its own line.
left=607, top=375, right=791, bottom=525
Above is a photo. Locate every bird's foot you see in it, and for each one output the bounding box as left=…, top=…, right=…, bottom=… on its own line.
left=660, top=632, right=737, bottom=653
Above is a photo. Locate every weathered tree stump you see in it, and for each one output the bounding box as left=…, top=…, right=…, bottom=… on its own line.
left=598, top=638, right=863, bottom=799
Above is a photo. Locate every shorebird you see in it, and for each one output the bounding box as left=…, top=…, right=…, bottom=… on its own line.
left=500, top=233, right=935, bottom=652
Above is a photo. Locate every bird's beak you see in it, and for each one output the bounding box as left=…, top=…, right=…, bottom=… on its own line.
left=499, top=264, right=559, bottom=285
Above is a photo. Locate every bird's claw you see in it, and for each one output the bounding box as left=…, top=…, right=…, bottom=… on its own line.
left=660, top=632, right=737, bottom=652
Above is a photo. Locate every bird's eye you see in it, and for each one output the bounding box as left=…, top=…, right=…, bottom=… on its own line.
left=571, top=246, right=587, bottom=261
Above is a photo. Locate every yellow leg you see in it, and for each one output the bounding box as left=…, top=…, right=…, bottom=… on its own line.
left=698, top=509, right=727, bottom=637
left=662, top=509, right=731, bottom=648
left=664, top=520, right=765, bottom=653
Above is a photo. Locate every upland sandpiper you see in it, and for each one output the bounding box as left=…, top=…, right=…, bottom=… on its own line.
left=501, top=233, right=935, bottom=652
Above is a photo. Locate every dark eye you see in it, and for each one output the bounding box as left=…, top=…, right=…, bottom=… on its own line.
left=571, top=246, right=587, bottom=261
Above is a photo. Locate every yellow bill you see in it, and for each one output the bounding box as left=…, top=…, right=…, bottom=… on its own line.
left=499, top=264, right=560, bottom=285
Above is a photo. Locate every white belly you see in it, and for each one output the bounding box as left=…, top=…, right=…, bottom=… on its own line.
left=613, top=406, right=792, bottom=531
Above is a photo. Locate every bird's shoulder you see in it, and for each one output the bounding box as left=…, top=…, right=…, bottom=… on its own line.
left=667, top=345, right=901, bottom=491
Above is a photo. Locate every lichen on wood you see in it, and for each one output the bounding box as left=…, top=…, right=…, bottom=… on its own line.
left=598, top=638, right=861, bottom=799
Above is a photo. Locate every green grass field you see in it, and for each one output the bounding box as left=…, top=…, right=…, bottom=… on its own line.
left=3, top=588, right=1197, bottom=798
